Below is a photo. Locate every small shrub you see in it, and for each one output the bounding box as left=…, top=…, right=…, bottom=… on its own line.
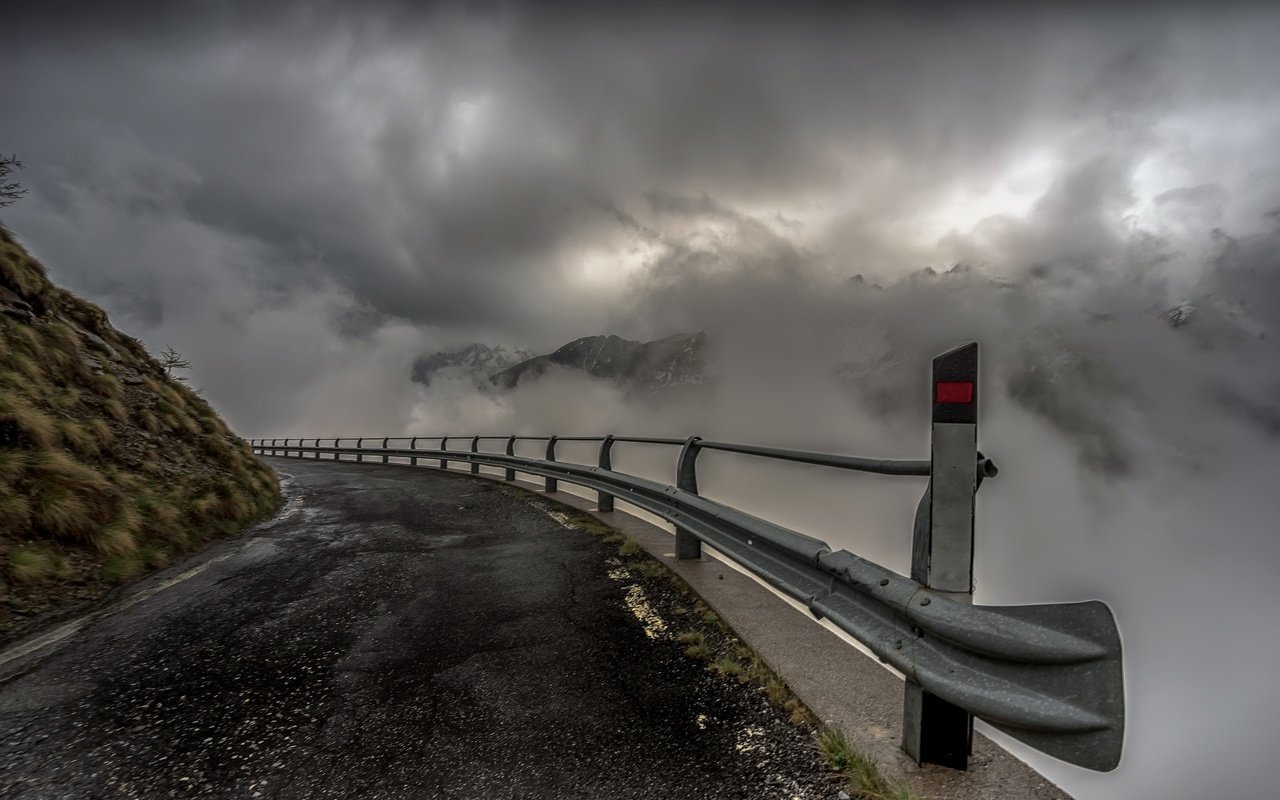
left=617, top=538, right=640, bottom=557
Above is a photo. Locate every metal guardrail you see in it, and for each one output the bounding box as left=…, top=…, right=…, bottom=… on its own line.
left=249, top=343, right=1124, bottom=773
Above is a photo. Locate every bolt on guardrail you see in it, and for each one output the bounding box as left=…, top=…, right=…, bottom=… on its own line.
left=249, top=342, right=1124, bottom=773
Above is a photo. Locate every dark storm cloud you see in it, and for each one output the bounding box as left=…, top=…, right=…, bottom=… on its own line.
left=3, top=0, right=1279, bottom=426
left=0, top=4, right=1244, bottom=334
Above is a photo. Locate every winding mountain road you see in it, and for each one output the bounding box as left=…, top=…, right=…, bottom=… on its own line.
left=0, top=459, right=831, bottom=799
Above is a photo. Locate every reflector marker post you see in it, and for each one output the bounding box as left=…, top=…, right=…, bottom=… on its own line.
left=904, top=342, right=979, bottom=770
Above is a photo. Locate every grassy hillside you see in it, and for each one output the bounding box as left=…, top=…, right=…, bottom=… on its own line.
left=0, top=224, right=280, bottom=640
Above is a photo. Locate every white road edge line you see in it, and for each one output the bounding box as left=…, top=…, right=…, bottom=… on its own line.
left=0, top=475, right=300, bottom=671
left=0, top=553, right=235, bottom=670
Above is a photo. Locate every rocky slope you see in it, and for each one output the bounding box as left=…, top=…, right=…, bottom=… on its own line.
left=0, top=224, right=280, bottom=641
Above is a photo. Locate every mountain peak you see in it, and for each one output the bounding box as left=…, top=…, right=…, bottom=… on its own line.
left=490, top=332, right=708, bottom=395
left=411, top=342, right=536, bottom=386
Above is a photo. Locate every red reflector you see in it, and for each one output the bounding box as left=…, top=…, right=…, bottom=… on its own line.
left=936, top=381, right=974, bottom=404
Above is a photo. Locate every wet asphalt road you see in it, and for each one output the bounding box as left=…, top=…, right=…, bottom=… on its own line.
left=0, top=459, right=830, bottom=799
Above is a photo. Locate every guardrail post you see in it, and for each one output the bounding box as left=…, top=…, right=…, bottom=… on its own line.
left=470, top=436, right=481, bottom=474
left=597, top=435, right=615, bottom=512
left=410, top=436, right=418, bottom=466
left=381, top=437, right=389, bottom=463
left=675, top=435, right=703, bottom=559
left=504, top=436, right=516, bottom=481
left=357, top=437, right=364, bottom=463
left=904, top=342, right=979, bottom=770
left=440, top=436, right=449, bottom=469
left=313, top=438, right=320, bottom=459
left=272, top=438, right=279, bottom=456
left=333, top=437, right=341, bottom=461
left=544, top=436, right=558, bottom=492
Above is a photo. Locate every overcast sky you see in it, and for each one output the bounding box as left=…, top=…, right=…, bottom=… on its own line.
left=5, top=4, right=1280, bottom=797
left=3, top=1, right=1278, bottom=433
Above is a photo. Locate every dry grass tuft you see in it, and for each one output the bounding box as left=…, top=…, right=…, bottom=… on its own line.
left=102, top=398, right=128, bottom=423
left=191, top=491, right=220, bottom=518
left=93, top=504, right=141, bottom=556
left=137, top=543, right=169, bottom=569
left=0, top=245, right=50, bottom=297
left=100, top=554, right=144, bottom=584
left=707, top=657, right=744, bottom=678
left=137, top=408, right=162, bottom=434
left=0, top=394, right=57, bottom=449
left=0, top=450, right=31, bottom=483
left=7, top=546, right=54, bottom=584
left=58, top=419, right=101, bottom=457
left=0, top=349, right=43, bottom=383
left=87, top=417, right=114, bottom=449
left=0, top=490, right=32, bottom=533
left=815, top=726, right=920, bottom=800
left=26, top=453, right=118, bottom=542
left=89, top=372, right=123, bottom=400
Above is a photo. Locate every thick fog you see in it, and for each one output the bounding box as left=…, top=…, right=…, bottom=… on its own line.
left=4, top=3, right=1280, bottom=797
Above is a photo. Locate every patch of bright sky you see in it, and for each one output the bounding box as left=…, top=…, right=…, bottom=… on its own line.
left=431, top=94, right=493, bottom=181
left=927, top=148, right=1061, bottom=240
left=571, top=238, right=668, bottom=288
left=1130, top=101, right=1280, bottom=237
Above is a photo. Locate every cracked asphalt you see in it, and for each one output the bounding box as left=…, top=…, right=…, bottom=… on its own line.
left=0, top=458, right=834, bottom=799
